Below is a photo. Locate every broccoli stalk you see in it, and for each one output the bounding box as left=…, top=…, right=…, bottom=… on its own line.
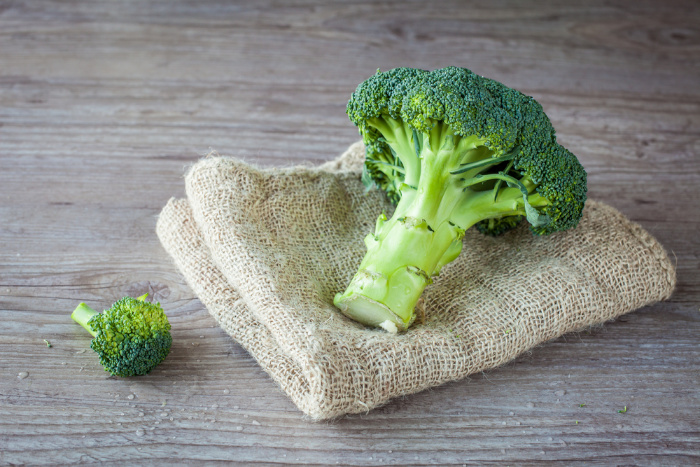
left=334, top=67, right=587, bottom=332
left=71, top=294, right=172, bottom=376
left=72, top=302, right=100, bottom=336
left=335, top=129, right=543, bottom=328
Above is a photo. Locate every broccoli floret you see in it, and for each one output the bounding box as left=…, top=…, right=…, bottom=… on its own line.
left=71, top=294, right=172, bottom=376
left=475, top=215, right=524, bottom=236
left=334, top=67, right=587, bottom=332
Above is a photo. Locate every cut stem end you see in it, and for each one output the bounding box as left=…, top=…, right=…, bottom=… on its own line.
left=71, top=303, right=99, bottom=337
left=334, top=294, right=408, bottom=333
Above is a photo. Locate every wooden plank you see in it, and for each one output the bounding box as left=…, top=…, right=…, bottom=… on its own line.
left=1, top=0, right=698, bottom=464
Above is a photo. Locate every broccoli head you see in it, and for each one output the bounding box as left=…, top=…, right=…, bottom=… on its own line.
left=71, top=294, right=172, bottom=377
left=334, top=66, right=587, bottom=332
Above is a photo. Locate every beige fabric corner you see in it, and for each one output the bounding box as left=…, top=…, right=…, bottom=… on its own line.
left=156, top=142, right=676, bottom=420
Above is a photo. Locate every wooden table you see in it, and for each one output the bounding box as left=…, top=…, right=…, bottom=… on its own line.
left=2, top=1, right=698, bottom=464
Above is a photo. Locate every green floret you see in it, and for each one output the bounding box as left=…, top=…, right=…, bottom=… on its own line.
left=335, top=66, right=587, bottom=332
left=71, top=294, right=172, bottom=377
left=475, top=216, right=524, bottom=236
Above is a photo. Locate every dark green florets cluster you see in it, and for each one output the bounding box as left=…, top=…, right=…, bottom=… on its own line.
left=475, top=216, right=524, bottom=236
left=347, top=66, right=587, bottom=235
left=514, top=144, right=588, bottom=235
left=88, top=297, right=172, bottom=377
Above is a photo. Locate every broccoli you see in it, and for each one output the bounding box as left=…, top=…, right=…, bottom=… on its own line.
left=334, top=66, right=587, bottom=333
left=71, top=294, right=172, bottom=376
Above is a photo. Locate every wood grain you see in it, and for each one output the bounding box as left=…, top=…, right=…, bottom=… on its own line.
left=1, top=0, right=698, bottom=464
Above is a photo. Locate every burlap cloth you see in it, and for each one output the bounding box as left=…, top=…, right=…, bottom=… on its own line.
left=156, top=141, right=676, bottom=420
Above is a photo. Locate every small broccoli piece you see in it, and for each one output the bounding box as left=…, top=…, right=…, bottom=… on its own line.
left=334, top=67, right=587, bottom=332
left=71, top=294, right=172, bottom=377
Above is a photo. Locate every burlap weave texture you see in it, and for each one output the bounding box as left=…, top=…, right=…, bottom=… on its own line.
left=156, top=142, right=676, bottom=420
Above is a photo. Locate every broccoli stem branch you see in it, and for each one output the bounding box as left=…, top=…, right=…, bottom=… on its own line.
left=71, top=303, right=99, bottom=337
left=334, top=136, right=492, bottom=331
left=337, top=118, right=553, bottom=331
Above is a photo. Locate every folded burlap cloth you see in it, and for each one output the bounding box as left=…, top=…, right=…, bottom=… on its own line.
left=156, top=141, right=676, bottom=420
